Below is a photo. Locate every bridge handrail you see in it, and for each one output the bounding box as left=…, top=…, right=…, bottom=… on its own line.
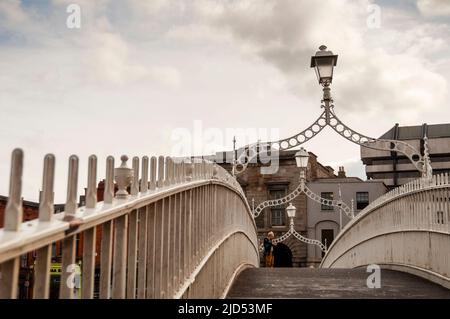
left=321, top=173, right=450, bottom=289
left=326, top=173, right=450, bottom=253
left=0, top=150, right=259, bottom=299
left=0, top=179, right=255, bottom=263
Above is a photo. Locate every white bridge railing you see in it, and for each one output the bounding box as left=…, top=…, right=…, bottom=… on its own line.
left=321, top=173, right=450, bottom=289
left=0, top=149, right=259, bottom=299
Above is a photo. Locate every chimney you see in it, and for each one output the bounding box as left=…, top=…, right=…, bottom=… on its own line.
left=338, top=166, right=346, bottom=178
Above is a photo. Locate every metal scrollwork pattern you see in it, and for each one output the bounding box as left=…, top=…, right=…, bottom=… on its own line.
left=233, top=103, right=429, bottom=177
left=259, top=228, right=327, bottom=253
left=253, top=183, right=303, bottom=218
left=234, top=111, right=328, bottom=174
left=253, top=183, right=353, bottom=219
left=327, top=109, right=425, bottom=175
left=291, top=230, right=326, bottom=252
left=272, top=231, right=292, bottom=245
left=303, top=185, right=354, bottom=219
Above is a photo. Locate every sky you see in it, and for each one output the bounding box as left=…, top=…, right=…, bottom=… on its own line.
left=0, top=0, right=449, bottom=202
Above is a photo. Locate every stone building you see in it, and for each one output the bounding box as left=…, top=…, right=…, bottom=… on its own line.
left=361, top=123, right=450, bottom=189
left=305, top=172, right=387, bottom=266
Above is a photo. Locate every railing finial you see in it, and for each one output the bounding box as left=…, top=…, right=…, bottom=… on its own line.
left=104, top=156, right=115, bottom=204
left=39, top=154, right=55, bottom=221
left=63, top=155, right=79, bottom=221
left=131, top=157, right=139, bottom=196
left=4, top=148, right=24, bottom=231
left=149, top=156, right=157, bottom=190
left=157, top=156, right=165, bottom=188
left=141, top=156, right=149, bottom=192
left=86, top=155, right=97, bottom=209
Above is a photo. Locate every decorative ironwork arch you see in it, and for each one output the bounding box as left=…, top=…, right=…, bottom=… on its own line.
left=259, top=219, right=327, bottom=253
left=234, top=90, right=432, bottom=178
left=253, top=181, right=353, bottom=220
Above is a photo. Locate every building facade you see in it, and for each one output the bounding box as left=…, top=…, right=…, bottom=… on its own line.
left=305, top=174, right=387, bottom=266
left=361, top=123, right=450, bottom=189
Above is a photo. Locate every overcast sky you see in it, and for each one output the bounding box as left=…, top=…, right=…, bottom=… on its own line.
left=1, top=0, right=449, bottom=202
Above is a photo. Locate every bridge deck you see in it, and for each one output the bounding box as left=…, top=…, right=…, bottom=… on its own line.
left=227, top=268, right=450, bottom=299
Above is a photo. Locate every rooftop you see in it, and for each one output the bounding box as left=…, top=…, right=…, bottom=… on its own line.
left=380, top=123, right=450, bottom=140
left=309, top=177, right=386, bottom=184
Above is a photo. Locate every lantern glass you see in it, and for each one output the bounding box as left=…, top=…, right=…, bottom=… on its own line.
left=295, top=147, right=309, bottom=169
left=310, top=46, right=338, bottom=86
left=286, top=203, right=296, bottom=218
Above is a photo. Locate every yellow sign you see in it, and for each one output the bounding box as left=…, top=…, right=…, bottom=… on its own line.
left=50, top=263, right=62, bottom=275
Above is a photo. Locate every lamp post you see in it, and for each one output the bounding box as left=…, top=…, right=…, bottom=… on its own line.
left=295, top=147, right=309, bottom=185
left=310, top=45, right=338, bottom=87
left=286, top=203, right=296, bottom=229
left=310, top=45, right=337, bottom=122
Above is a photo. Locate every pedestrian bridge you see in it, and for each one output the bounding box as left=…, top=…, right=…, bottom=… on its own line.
left=0, top=150, right=449, bottom=298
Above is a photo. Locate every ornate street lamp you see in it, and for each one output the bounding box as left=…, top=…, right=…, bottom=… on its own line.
left=286, top=203, right=296, bottom=219
left=295, top=147, right=309, bottom=169
left=310, top=45, right=338, bottom=87
left=295, top=147, right=309, bottom=182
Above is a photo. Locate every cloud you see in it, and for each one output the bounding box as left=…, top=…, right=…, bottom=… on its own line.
left=417, top=0, right=450, bottom=17
left=126, top=0, right=172, bottom=15
left=192, top=0, right=449, bottom=120
left=0, top=0, right=28, bottom=25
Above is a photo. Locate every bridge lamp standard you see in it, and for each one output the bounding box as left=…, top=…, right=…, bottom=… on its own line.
left=295, top=147, right=309, bottom=188
left=310, top=45, right=338, bottom=87
left=286, top=203, right=296, bottom=229
left=309, top=45, right=339, bottom=128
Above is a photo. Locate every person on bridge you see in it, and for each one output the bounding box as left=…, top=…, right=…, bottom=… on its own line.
left=263, top=231, right=276, bottom=267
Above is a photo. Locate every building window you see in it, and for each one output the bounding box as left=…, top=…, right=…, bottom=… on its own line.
left=269, top=188, right=286, bottom=226
left=321, top=192, right=334, bottom=211
left=272, top=210, right=284, bottom=226
left=356, top=192, right=369, bottom=210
